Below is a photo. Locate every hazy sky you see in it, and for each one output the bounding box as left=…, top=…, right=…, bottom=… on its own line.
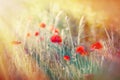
left=0, top=0, right=120, bottom=30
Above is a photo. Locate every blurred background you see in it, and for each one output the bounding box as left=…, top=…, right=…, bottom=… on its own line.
left=0, top=0, right=120, bottom=41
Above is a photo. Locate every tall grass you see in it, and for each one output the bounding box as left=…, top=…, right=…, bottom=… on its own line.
left=21, top=9, right=108, bottom=80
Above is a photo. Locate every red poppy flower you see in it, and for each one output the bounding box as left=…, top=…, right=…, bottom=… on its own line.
left=39, top=22, right=46, bottom=28
left=91, top=42, right=103, bottom=50
left=35, top=32, right=39, bottom=36
left=11, top=41, right=21, bottom=45
left=64, top=55, right=70, bottom=61
left=76, top=46, right=88, bottom=56
left=50, top=34, right=62, bottom=43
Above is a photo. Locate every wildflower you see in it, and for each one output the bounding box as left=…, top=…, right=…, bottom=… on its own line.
left=26, top=33, right=31, bottom=37
left=64, top=55, right=70, bottom=61
left=91, top=42, right=103, bottom=50
left=76, top=46, right=88, bottom=56
left=35, top=31, right=39, bottom=36
left=52, top=28, right=59, bottom=34
left=39, top=22, right=46, bottom=28
left=50, top=26, right=59, bottom=34
left=11, top=41, right=21, bottom=45
left=50, top=34, right=62, bottom=43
